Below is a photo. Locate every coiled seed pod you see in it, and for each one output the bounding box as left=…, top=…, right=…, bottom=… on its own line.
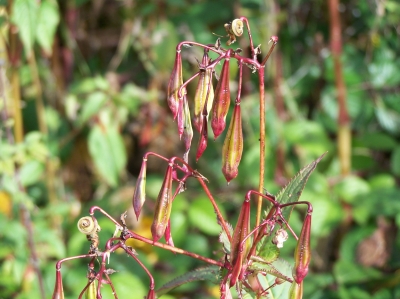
left=77, top=217, right=99, bottom=235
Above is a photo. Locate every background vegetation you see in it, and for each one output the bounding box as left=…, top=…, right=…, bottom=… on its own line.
left=1, top=0, right=400, bottom=298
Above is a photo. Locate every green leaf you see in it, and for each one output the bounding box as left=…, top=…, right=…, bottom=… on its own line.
left=391, top=146, right=400, bottom=176
left=88, top=123, right=127, bottom=187
left=334, top=175, right=370, bottom=204
left=276, top=153, right=326, bottom=221
left=356, top=132, right=397, bottom=150
left=188, top=196, right=225, bottom=236
left=35, top=0, right=60, bottom=54
left=156, top=265, right=220, bottom=296
left=11, top=0, right=39, bottom=55
left=19, top=160, right=44, bottom=186
left=77, top=91, right=108, bottom=126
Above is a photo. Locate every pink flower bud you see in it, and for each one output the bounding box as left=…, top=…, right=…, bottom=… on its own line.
left=293, top=213, right=311, bottom=284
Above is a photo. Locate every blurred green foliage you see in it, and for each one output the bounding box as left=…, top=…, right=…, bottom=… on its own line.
left=1, top=0, right=400, bottom=298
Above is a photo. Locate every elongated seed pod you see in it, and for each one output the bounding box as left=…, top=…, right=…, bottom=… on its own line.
left=167, top=51, right=183, bottom=119
left=151, top=165, right=173, bottom=242
left=85, top=280, right=96, bottom=299
left=146, top=289, right=155, bottom=299
left=176, top=96, right=185, bottom=138
left=293, top=213, right=312, bottom=284
left=182, top=96, right=193, bottom=154
left=164, top=219, right=174, bottom=247
left=133, top=158, right=147, bottom=220
left=77, top=217, right=99, bottom=235
left=52, top=270, right=64, bottom=299
left=230, top=199, right=251, bottom=287
left=289, top=281, right=303, bottom=299
left=221, top=104, right=243, bottom=183
left=196, top=115, right=208, bottom=161
left=211, top=58, right=231, bottom=139
left=194, top=54, right=214, bottom=132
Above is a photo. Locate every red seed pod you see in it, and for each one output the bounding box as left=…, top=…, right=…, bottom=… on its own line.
left=289, top=281, right=303, bottom=299
left=146, top=289, right=155, bottom=299
left=52, top=270, right=65, bottom=299
left=133, top=158, right=147, bottom=220
left=194, top=54, right=214, bottom=132
left=293, top=212, right=312, bottom=284
left=196, top=115, right=208, bottom=161
left=164, top=219, right=175, bottom=247
left=230, top=199, right=251, bottom=287
left=167, top=51, right=184, bottom=118
left=211, top=58, right=231, bottom=139
left=151, top=165, right=173, bottom=242
left=221, top=104, right=243, bottom=183
left=176, top=96, right=185, bottom=138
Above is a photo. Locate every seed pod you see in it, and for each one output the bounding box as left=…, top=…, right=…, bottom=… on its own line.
left=133, top=158, right=147, bottom=220
left=176, top=96, right=185, bottom=138
left=167, top=51, right=184, bottom=119
left=52, top=270, right=65, bottom=299
left=196, top=115, right=208, bottom=161
left=211, top=58, right=231, bottom=139
left=85, top=280, right=96, bottom=299
left=293, top=213, right=311, bottom=284
left=230, top=199, right=251, bottom=287
left=289, top=281, right=303, bottom=299
left=221, top=104, right=243, bottom=183
left=151, top=165, right=173, bottom=242
left=146, top=289, right=155, bottom=299
left=164, top=219, right=175, bottom=247
left=194, top=54, right=214, bottom=132
left=182, top=96, right=193, bottom=154
left=77, top=217, right=99, bottom=235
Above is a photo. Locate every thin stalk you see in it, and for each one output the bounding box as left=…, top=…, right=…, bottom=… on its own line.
left=127, top=230, right=224, bottom=267
left=256, top=68, right=265, bottom=227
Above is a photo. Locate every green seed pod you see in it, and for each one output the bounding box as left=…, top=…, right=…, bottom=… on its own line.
left=52, top=270, right=65, bottom=299
left=133, top=158, right=147, bottom=220
left=194, top=54, right=214, bottom=132
left=293, top=213, right=311, bottom=284
left=289, top=281, right=303, bottom=299
left=167, top=51, right=184, bottom=119
left=151, top=165, right=173, bottom=242
left=211, top=58, right=231, bottom=139
left=182, top=96, right=193, bottom=153
left=221, top=104, right=243, bottom=183
left=85, top=279, right=96, bottom=299
left=77, top=217, right=99, bottom=235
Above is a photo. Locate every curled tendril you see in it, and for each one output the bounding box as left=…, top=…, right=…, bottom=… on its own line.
left=77, top=216, right=100, bottom=235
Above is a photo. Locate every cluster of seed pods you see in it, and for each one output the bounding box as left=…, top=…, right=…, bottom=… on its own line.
left=167, top=17, right=277, bottom=183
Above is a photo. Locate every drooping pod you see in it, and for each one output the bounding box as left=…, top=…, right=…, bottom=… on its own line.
left=196, top=114, right=208, bottom=161
left=151, top=164, right=173, bottom=242
left=52, top=269, right=65, bottom=299
left=289, top=281, right=303, bottom=299
left=221, top=103, right=243, bottom=183
left=229, top=199, right=251, bottom=287
left=211, top=58, right=231, bottom=139
left=167, top=51, right=184, bottom=119
left=293, top=212, right=312, bottom=284
left=176, top=95, right=185, bottom=138
left=84, top=279, right=96, bottom=299
left=182, top=96, right=193, bottom=162
left=194, top=53, right=214, bottom=132
left=133, top=158, right=147, bottom=220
